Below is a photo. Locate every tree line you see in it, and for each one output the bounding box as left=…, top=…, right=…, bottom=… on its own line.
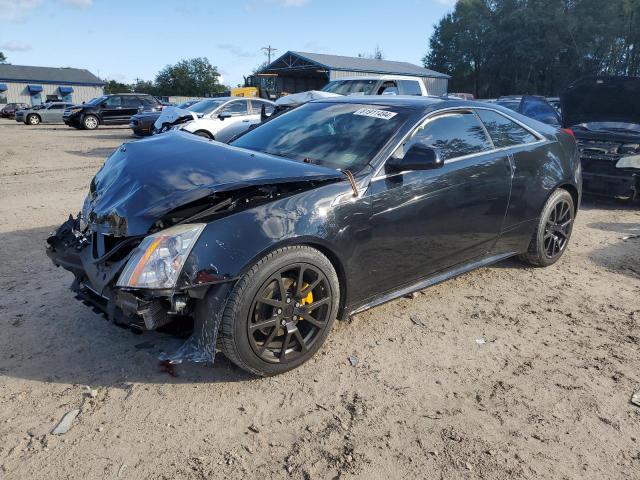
left=104, top=57, right=227, bottom=97
left=424, top=0, right=640, bottom=98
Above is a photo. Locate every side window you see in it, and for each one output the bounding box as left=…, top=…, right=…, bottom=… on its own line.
left=122, top=96, right=141, bottom=108
left=139, top=96, right=160, bottom=108
left=104, top=96, right=122, bottom=107
left=251, top=100, right=274, bottom=116
left=378, top=81, right=399, bottom=95
left=398, top=80, right=423, bottom=96
left=408, top=112, right=493, bottom=160
left=49, top=104, right=63, bottom=109
left=476, top=109, right=538, bottom=148
left=221, top=100, right=248, bottom=116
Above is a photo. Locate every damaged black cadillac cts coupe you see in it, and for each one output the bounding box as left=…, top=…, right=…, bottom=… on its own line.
left=47, top=96, right=581, bottom=376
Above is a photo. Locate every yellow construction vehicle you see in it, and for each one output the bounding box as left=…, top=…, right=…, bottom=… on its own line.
left=231, top=73, right=279, bottom=100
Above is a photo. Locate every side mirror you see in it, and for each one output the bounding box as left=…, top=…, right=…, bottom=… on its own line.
left=388, top=144, right=443, bottom=172
left=218, top=111, right=232, bottom=120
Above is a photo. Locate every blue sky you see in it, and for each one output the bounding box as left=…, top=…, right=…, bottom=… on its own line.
left=0, top=0, right=455, bottom=87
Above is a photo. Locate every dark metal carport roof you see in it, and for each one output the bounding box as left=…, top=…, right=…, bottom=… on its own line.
left=0, top=64, right=104, bottom=86
left=261, top=51, right=449, bottom=78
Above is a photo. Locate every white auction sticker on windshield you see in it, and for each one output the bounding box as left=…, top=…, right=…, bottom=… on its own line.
left=353, top=108, right=398, bottom=120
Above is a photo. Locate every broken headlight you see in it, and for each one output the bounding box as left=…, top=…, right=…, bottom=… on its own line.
left=116, top=224, right=205, bottom=289
left=616, top=155, right=640, bottom=169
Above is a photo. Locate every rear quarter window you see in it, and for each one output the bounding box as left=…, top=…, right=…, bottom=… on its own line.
left=476, top=109, right=538, bottom=148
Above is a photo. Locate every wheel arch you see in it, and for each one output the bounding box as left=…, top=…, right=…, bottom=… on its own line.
left=238, top=237, right=349, bottom=321
left=193, top=129, right=214, bottom=139
left=83, top=112, right=101, bottom=125
left=554, top=182, right=580, bottom=214
left=183, top=231, right=350, bottom=321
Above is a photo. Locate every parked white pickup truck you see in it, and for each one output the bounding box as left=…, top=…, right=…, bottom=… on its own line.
left=320, top=75, right=430, bottom=96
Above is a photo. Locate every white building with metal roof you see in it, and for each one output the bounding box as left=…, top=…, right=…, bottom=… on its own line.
left=259, top=51, right=449, bottom=96
left=0, top=65, right=104, bottom=107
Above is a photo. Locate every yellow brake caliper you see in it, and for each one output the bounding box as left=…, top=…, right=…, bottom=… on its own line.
left=300, top=282, right=313, bottom=306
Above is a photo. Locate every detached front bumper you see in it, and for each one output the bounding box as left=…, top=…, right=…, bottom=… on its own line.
left=46, top=216, right=183, bottom=330
left=46, top=216, right=233, bottom=364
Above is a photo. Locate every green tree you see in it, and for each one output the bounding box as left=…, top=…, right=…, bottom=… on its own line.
left=155, top=57, right=226, bottom=96
left=424, top=0, right=640, bottom=97
left=104, top=79, right=131, bottom=94
left=131, top=79, right=157, bottom=95
left=0, top=51, right=7, bottom=64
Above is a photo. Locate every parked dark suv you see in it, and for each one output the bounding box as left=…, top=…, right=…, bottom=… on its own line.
left=63, top=94, right=162, bottom=130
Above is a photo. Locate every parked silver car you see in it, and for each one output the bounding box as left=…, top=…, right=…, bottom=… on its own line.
left=16, top=102, right=74, bottom=125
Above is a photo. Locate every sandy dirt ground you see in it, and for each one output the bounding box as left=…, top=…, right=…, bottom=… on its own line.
left=0, top=118, right=639, bottom=480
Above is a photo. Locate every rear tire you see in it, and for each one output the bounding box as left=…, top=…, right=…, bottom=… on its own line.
left=219, top=245, right=339, bottom=376
left=520, top=188, right=574, bottom=267
left=82, top=115, right=99, bottom=130
left=27, top=114, right=40, bottom=125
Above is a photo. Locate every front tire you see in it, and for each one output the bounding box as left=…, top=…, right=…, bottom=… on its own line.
left=27, top=114, right=40, bottom=125
left=82, top=115, right=99, bottom=130
left=219, top=246, right=339, bottom=376
left=520, top=188, right=575, bottom=267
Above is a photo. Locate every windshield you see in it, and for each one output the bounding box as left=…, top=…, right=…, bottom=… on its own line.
left=322, top=79, right=378, bottom=96
left=177, top=100, right=197, bottom=109
left=87, top=96, right=107, bottom=106
left=573, top=121, right=640, bottom=134
left=188, top=99, right=226, bottom=114
left=230, top=102, right=409, bottom=171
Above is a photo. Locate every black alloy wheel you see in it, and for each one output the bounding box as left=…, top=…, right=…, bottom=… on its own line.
left=248, top=263, right=332, bottom=363
left=520, top=188, right=575, bottom=267
left=543, top=198, right=573, bottom=258
left=218, top=245, right=339, bottom=376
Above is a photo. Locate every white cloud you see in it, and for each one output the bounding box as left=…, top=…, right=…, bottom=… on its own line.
left=434, top=0, right=456, bottom=5
left=0, top=0, right=91, bottom=22
left=0, top=0, right=41, bottom=22
left=245, top=0, right=309, bottom=11
left=273, top=0, right=309, bottom=5
left=217, top=43, right=258, bottom=58
left=60, top=0, right=92, bottom=7
left=0, top=41, right=32, bottom=51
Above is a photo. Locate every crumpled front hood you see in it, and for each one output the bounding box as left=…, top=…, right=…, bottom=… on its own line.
left=561, top=76, right=640, bottom=128
left=86, top=131, right=343, bottom=236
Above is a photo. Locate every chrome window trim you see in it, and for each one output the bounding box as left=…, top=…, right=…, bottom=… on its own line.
left=370, top=106, right=547, bottom=182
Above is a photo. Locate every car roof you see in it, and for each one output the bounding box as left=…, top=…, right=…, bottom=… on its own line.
left=312, top=94, right=455, bottom=110
left=309, top=95, right=552, bottom=127
left=329, top=75, right=426, bottom=82
left=107, top=93, right=153, bottom=96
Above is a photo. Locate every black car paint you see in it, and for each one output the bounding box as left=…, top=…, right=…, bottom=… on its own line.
left=85, top=132, right=344, bottom=238
left=47, top=97, right=581, bottom=363
left=129, top=110, right=162, bottom=136
left=561, top=76, right=640, bottom=200
left=63, top=94, right=160, bottom=128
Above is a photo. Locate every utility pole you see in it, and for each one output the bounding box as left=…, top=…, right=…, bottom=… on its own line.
left=261, top=45, right=278, bottom=64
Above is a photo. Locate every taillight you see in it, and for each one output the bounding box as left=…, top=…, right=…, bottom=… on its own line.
left=561, top=128, right=575, bottom=139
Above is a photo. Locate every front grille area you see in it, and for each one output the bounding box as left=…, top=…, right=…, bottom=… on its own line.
left=577, top=139, right=625, bottom=178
